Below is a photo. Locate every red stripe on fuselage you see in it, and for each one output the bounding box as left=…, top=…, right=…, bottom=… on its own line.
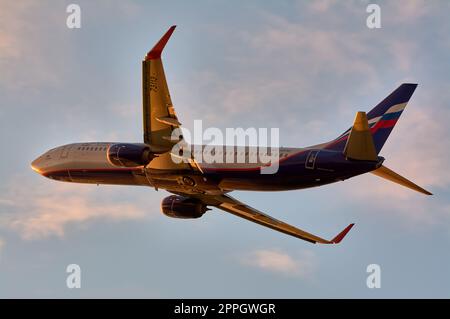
left=202, top=149, right=309, bottom=172
left=43, top=167, right=144, bottom=176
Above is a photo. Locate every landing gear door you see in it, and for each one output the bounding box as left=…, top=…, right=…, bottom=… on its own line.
left=305, top=150, right=319, bottom=169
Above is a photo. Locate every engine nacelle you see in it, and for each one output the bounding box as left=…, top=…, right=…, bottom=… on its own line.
left=107, top=143, right=155, bottom=167
left=161, top=195, right=208, bottom=219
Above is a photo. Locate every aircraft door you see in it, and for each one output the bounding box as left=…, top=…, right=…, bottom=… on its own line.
left=305, top=150, right=320, bottom=169
left=60, top=145, right=72, bottom=159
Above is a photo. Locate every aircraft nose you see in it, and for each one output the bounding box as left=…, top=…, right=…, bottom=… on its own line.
left=31, top=157, right=43, bottom=174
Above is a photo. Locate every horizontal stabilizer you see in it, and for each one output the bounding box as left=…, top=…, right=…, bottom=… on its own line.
left=371, top=165, right=432, bottom=195
left=343, top=111, right=378, bottom=161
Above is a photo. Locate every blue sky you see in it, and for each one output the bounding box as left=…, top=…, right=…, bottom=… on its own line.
left=1, top=0, right=450, bottom=298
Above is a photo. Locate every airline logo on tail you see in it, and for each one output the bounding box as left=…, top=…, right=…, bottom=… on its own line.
left=368, top=102, right=406, bottom=130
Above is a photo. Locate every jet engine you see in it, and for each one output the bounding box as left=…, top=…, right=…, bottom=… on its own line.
left=107, top=143, right=155, bottom=167
left=161, top=195, right=209, bottom=219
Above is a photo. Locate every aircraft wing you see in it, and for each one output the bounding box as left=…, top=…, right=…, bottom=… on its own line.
left=197, top=194, right=354, bottom=244
left=142, top=26, right=205, bottom=174
left=142, top=25, right=181, bottom=150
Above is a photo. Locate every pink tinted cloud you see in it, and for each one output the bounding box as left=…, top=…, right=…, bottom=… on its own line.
left=2, top=179, right=154, bottom=240
left=240, top=249, right=317, bottom=278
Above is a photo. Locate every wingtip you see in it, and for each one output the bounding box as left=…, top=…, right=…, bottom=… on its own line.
left=419, top=186, right=433, bottom=195
left=145, top=25, right=177, bottom=60
left=331, top=223, right=355, bottom=244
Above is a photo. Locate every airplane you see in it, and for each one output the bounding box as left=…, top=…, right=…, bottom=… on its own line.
left=31, top=26, right=432, bottom=244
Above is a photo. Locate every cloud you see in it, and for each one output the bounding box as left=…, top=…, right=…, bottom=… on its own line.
left=0, top=238, right=4, bottom=264
left=387, top=0, right=433, bottom=23
left=174, top=8, right=421, bottom=135
left=0, top=1, right=143, bottom=90
left=382, top=109, right=450, bottom=189
left=240, top=249, right=317, bottom=278
left=306, top=0, right=338, bottom=13
left=0, top=178, right=153, bottom=240
left=0, top=1, right=30, bottom=59
left=243, top=24, right=373, bottom=88
left=0, top=199, right=15, bottom=206
left=172, top=18, right=379, bottom=145
left=303, top=0, right=433, bottom=22
left=0, top=1, right=63, bottom=89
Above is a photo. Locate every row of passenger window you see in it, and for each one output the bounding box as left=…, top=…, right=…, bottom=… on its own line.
left=74, top=146, right=290, bottom=157
left=77, top=146, right=107, bottom=151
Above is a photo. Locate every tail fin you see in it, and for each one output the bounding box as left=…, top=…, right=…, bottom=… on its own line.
left=326, top=83, right=418, bottom=153
left=371, top=165, right=432, bottom=195
left=367, top=83, right=417, bottom=152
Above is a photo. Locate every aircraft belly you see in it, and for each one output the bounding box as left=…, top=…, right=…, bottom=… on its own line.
left=146, top=169, right=224, bottom=195
left=218, top=175, right=339, bottom=191
left=45, top=168, right=150, bottom=186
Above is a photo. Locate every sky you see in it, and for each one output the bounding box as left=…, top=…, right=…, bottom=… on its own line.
left=1, top=0, right=450, bottom=298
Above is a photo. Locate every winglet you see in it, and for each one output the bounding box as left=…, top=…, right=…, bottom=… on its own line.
left=145, top=25, right=176, bottom=60
left=331, top=223, right=355, bottom=244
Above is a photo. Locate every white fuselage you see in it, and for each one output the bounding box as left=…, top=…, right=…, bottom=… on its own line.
left=31, top=142, right=303, bottom=190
